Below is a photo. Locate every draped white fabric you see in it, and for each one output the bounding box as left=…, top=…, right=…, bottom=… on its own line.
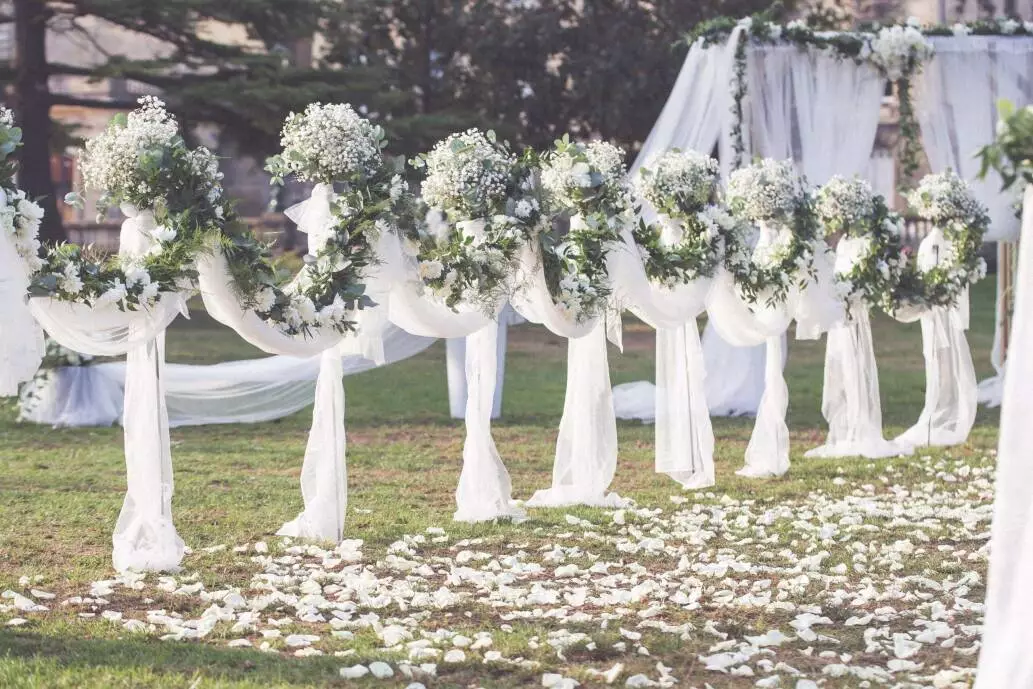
left=607, top=221, right=716, bottom=488
left=917, top=36, right=1033, bottom=404
left=26, top=209, right=187, bottom=572
left=377, top=231, right=519, bottom=521
left=974, top=185, right=1033, bottom=688
left=446, top=306, right=525, bottom=420
left=454, top=324, right=525, bottom=521
left=513, top=241, right=624, bottom=506
left=807, top=237, right=912, bottom=459
left=197, top=188, right=355, bottom=542
left=746, top=43, right=885, bottom=462
left=20, top=326, right=435, bottom=429
left=806, top=307, right=912, bottom=459
left=618, top=32, right=747, bottom=488
left=893, top=229, right=978, bottom=447
left=0, top=226, right=44, bottom=396
left=277, top=348, right=347, bottom=540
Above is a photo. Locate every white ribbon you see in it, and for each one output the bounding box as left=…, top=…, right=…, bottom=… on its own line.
left=278, top=348, right=348, bottom=541
left=285, top=183, right=337, bottom=256
left=118, top=204, right=161, bottom=259
left=894, top=228, right=978, bottom=447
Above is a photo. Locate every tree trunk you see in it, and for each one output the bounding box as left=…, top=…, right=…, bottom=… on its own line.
left=13, top=0, right=63, bottom=243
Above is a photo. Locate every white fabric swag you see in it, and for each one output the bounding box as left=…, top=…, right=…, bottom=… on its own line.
left=198, top=186, right=362, bottom=545
left=19, top=325, right=435, bottom=429
left=974, top=184, right=1033, bottom=688
left=28, top=208, right=187, bottom=572
left=511, top=239, right=626, bottom=508
left=917, top=36, right=1033, bottom=409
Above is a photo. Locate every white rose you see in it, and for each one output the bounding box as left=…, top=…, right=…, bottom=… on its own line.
left=152, top=226, right=177, bottom=243
left=515, top=199, right=533, bottom=219
left=140, top=281, right=161, bottom=304
left=255, top=288, right=277, bottom=312
left=17, top=198, right=44, bottom=223
left=124, top=267, right=151, bottom=287
left=571, top=162, right=593, bottom=188
left=295, top=296, right=318, bottom=324
left=95, top=281, right=128, bottom=307
left=952, top=24, right=971, bottom=37
left=418, top=259, right=444, bottom=281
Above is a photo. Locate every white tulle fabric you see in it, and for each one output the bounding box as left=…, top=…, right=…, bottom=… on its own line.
left=917, top=36, right=1033, bottom=405
left=807, top=237, right=912, bottom=459
left=0, top=230, right=44, bottom=396
left=619, top=30, right=749, bottom=486
left=747, top=42, right=884, bottom=462
left=27, top=208, right=186, bottom=572
left=198, top=187, right=355, bottom=542
left=892, top=228, right=977, bottom=447
left=20, top=325, right=434, bottom=428
left=378, top=230, right=524, bottom=522
left=607, top=226, right=716, bottom=489
left=445, top=306, right=524, bottom=420
left=974, top=185, right=1033, bottom=688
left=706, top=223, right=843, bottom=477
left=511, top=241, right=624, bottom=507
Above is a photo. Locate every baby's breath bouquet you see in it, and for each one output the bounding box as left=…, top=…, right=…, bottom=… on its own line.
left=889, top=171, right=989, bottom=312
left=222, top=104, right=405, bottom=336
left=816, top=177, right=907, bottom=312
left=536, top=137, right=628, bottom=322
left=725, top=158, right=821, bottom=305
left=266, top=103, right=385, bottom=186
left=633, top=150, right=740, bottom=287
left=34, top=97, right=231, bottom=311
left=403, top=129, right=543, bottom=312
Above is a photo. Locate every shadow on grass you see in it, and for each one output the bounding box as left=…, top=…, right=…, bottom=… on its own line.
left=0, top=630, right=349, bottom=686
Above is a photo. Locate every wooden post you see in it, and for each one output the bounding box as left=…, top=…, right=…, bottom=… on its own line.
left=1000, top=241, right=1016, bottom=366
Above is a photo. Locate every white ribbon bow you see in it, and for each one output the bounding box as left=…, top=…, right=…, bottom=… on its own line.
left=118, top=204, right=159, bottom=259
left=286, top=183, right=337, bottom=256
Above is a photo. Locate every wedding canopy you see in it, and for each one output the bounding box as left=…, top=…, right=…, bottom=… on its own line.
left=621, top=25, right=1033, bottom=437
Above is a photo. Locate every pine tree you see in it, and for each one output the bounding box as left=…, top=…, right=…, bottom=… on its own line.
left=2, top=0, right=378, bottom=241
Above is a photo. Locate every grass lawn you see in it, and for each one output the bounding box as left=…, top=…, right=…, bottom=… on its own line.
left=0, top=280, right=1000, bottom=688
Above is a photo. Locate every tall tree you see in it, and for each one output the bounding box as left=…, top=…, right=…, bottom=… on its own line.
left=2, top=0, right=380, bottom=241
left=322, top=1, right=790, bottom=156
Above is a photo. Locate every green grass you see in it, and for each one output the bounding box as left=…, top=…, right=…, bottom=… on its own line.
left=0, top=280, right=1000, bottom=688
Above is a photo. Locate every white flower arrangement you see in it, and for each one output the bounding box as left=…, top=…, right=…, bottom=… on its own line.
left=815, top=177, right=876, bottom=236
left=417, top=129, right=516, bottom=220
left=726, top=158, right=803, bottom=224
left=725, top=159, right=821, bottom=305
left=634, top=149, right=719, bottom=216
left=405, top=130, right=544, bottom=313
left=233, top=108, right=407, bottom=336
left=906, top=170, right=986, bottom=228
left=632, top=150, right=737, bottom=288
left=78, top=96, right=180, bottom=214
left=815, top=177, right=908, bottom=312
left=890, top=171, right=989, bottom=312
left=266, top=103, right=385, bottom=185
left=0, top=109, right=44, bottom=277
left=34, top=98, right=233, bottom=311
left=538, top=136, right=628, bottom=321
left=540, top=136, right=631, bottom=224
left=867, top=25, right=935, bottom=81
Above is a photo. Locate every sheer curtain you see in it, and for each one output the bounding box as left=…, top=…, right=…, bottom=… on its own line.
left=445, top=305, right=523, bottom=420
left=20, top=325, right=436, bottom=429
left=611, top=30, right=744, bottom=487
left=974, top=185, right=1033, bottom=688
left=512, top=242, right=626, bottom=507
left=722, top=44, right=880, bottom=472
left=918, top=36, right=1033, bottom=407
